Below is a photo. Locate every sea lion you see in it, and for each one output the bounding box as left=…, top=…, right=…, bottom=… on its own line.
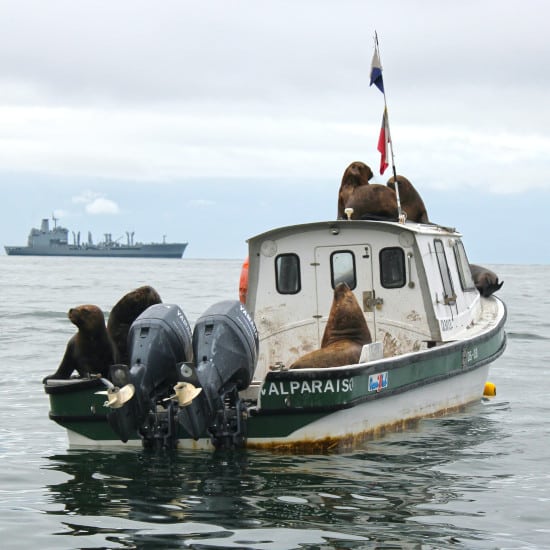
left=469, top=264, right=503, bottom=298
left=343, top=183, right=399, bottom=220
left=387, top=174, right=429, bottom=223
left=107, top=285, right=162, bottom=364
left=337, top=161, right=374, bottom=218
left=290, top=283, right=372, bottom=369
left=42, top=304, right=116, bottom=382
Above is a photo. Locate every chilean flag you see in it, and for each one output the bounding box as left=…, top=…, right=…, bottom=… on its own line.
left=377, top=108, right=390, bottom=174
left=370, top=49, right=384, bottom=93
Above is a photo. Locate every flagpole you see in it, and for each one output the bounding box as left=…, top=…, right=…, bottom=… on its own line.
left=373, top=32, right=404, bottom=222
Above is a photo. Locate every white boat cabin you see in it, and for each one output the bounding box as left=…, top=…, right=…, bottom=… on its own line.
left=245, top=219, right=482, bottom=382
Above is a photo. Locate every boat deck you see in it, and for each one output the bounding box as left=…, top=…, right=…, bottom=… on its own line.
left=238, top=295, right=506, bottom=404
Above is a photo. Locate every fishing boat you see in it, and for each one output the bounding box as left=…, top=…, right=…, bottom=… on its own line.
left=4, top=217, right=187, bottom=259
left=44, top=213, right=506, bottom=451
left=43, top=38, right=506, bottom=452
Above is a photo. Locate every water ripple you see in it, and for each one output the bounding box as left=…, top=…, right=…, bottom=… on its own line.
left=1, top=260, right=549, bottom=549
left=507, top=331, right=549, bottom=341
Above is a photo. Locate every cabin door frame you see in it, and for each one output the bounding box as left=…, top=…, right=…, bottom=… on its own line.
left=313, top=243, right=376, bottom=344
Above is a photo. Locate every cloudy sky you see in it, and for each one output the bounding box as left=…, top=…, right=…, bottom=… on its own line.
left=1, top=0, right=548, bottom=263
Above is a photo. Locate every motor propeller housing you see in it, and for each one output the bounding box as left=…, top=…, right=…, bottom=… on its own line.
left=127, top=303, right=193, bottom=409
left=106, top=303, right=193, bottom=442
left=177, top=300, right=259, bottom=441
left=105, top=300, right=259, bottom=448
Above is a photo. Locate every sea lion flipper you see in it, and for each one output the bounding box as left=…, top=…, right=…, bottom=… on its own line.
left=42, top=336, right=78, bottom=383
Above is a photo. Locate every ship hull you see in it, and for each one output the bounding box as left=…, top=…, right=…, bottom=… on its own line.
left=4, top=243, right=187, bottom=258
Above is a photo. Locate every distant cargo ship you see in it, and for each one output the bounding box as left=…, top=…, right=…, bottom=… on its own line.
left=4, top=217, right=187, bottom=258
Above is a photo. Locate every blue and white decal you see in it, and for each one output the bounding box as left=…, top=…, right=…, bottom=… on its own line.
left=368, top=371, right=388, bottom=392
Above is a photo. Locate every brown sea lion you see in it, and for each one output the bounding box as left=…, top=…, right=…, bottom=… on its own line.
left=337, top=161, right=374, bottom=218
left=343, top=183, right=398, bottom=220
left=107, top=285, right=162, bottom=364
left=386, top=174, right=429, bottom=223
left=290, top=283, right=372, bottom=369
left=469, top=264, right=503, bottom=297
left=42, top=304, right=116, bottom=383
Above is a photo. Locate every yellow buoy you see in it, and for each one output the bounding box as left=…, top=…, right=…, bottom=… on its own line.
left=483, top=381, right=496, bottom=397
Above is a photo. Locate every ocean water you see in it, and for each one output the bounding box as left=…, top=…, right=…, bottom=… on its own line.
left=0, top=257, right=548, bottom=550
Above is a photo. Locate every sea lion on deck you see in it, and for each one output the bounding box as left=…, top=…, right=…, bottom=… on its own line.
left=343, top=183, right=399, bottom=220
left=469, top=264, right=503, bottom=297
left=290, top=283, right=372, bottom=369
left=107, top=285, right=162, bottom=364
left=387, top=174, right=429, bottom=223
left=42, top=305, right=115, bottom=383
left=337, top=161, right=374, bottom=218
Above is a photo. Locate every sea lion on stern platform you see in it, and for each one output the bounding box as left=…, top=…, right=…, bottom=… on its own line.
left=107, top=285, right=162, bottom=364
left=42, top=304, right=116, bottom=383
left=337, top=161, right=374, bottom=218
left=387, top=174, right=429, bottom=223
left=290, top=283, right=372, bottom=369
left=469, top=264, right=504, bottom=298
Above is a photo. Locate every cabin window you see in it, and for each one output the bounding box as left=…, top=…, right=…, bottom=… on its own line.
left=434, top=239, right=456, bottom=304
left=275, top=254, right=301, bottom=294
left=453, top=240, right=476, bottom=291
left=380, top=247, right=406, bottom=288
left=331, top=250, right=356, bottom=289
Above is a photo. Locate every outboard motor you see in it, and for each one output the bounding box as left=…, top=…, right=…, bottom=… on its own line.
left=106, top=303, right=193, bottom=444
left=177, top=300, right=258, bottom=448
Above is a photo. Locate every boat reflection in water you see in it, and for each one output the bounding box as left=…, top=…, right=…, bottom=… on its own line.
left=42, top=405, right=504, bottom=548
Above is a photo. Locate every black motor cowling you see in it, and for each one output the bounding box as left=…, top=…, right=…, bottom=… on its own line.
left=177, top=300, right=258, bottom=442
left=106, top=300, right=258, bottom=449
left=107, top=303, right=193, bottom=442
left=127, top=303, right=193, bottom=401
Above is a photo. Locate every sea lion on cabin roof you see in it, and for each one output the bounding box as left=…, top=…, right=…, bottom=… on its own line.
left=290, top=283, right=372, bottom=369
left=469, top=264, right=503, bottom=298
left=337, top=161, right=374, bottom=218
left=342, top=183, right=399, bottom=220
left=107, top=285, right=162, bottom=364
left=42, top=304, right=116, bottom=383
left=386, top=174, right=430, bottom=223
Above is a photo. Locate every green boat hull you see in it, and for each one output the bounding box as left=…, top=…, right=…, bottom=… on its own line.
left=45, top=304, right=506, bottom=452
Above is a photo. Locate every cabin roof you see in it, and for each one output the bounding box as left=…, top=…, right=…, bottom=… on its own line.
left=247, top=219, right=461, bottom=245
